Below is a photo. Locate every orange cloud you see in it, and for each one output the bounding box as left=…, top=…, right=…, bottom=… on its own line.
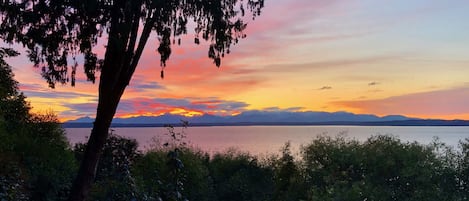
left=130, top=48, right=266, bottom=98
left=333, top=86, right=469, bottom=120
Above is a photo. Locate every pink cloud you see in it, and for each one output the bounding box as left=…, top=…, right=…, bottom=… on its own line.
left=129, top=47, right=266, bottom=98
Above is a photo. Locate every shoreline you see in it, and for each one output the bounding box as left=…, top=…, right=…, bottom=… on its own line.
left=62, top=119, right=469, bottom=128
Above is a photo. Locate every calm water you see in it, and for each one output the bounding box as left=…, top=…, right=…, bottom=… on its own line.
left=66, top=126, right=469, bottom=156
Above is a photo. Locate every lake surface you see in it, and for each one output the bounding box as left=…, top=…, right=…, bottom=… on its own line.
left=66, top=126, right=469, bottom=156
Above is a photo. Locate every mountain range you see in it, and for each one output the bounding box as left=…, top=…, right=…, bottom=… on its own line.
left=63, top=111, right=469, bottom=127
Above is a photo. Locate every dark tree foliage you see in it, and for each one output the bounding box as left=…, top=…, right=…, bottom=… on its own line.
left=0, top=48, right=30, bottom=128
left=209, top=150, right=275, bottom=201
left=0, top=53, right=76, bottom=200
left=460, top=139, right=469, bottom=198
left=0, top=0, right=264, bottom=87
left=269, top=143, right=307, bottom=201
left=0, top=1, right=264, bottom=200
left=301, top=135, right=461, bottom=201
left=80, top=135, right=469, bottom=201
left=74, top=133, right=141, bottom=200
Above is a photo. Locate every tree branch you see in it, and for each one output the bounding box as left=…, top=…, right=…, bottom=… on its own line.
left=122, top=9, right=157, bottom=86
left=123, top=0, right=142, bottom=68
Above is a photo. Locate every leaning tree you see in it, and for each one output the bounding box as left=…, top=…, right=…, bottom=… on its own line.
left=0, top=0, right=264, bottom=200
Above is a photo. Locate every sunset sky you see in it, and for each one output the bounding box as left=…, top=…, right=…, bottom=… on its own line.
left=6, top=0, right=469, bottom=121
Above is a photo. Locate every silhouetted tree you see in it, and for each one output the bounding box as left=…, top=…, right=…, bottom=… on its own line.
left=0, top=0, right=264, bottom=200
left=0, top=48, right=30, bottom=129
left=1, top=50, right=76, bottom=201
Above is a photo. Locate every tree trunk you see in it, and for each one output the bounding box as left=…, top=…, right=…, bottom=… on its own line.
left=68, top=33, right=129, bottom=201
left=67, top=115, right=112, bottom=201
left=67, top=84, right=126, bottom=201
left=67, top=3, right=145, bottom=200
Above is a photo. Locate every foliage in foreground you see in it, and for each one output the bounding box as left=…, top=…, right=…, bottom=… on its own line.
left=1, top=48, right=77, bottom=201
left=3, top=124, right=469, bottom=201
left=68, top=133, right=468, bottom=201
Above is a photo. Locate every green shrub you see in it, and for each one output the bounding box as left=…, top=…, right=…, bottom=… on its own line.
left=208, top=149, right=274, bottom=201
left=301, top=135, right=364, bottom=201
left=301, top=135, right=461, bottom=201
left=0, top=113, right=77, bottom=201
left=459, top=139, right=469, bottom=200
left=267, top=142, right=307, bottom=201
left=133, top=146, right=212, bottom=201
left=74, top=133, right=141, bottom=201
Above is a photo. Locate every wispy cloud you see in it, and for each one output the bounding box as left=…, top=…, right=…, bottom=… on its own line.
left=262, top=54, right=406, bottom=73
left=262, top=107, right=305, bottom=112
left=130, top=81, right=166, bottom=91
left=318, top=86, right=333, bottom=90
left=22, top=90, right=96, bottom=99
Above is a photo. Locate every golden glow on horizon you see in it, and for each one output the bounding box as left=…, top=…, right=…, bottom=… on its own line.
left=27, top=98, right=68, bottom=113
left=169, top=108, right=204, bottom=117
left=118, top=112, right=166, bottom=119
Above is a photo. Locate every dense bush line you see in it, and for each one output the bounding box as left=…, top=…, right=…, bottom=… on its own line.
left=2, top=122, right=469, bottom=201
left=146, top=135, right=469, bottom=201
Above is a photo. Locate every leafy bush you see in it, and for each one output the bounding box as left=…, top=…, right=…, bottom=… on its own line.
left=74, top=133, right=141, bottom=201
left=0, top=113, right=77, bottom=201
left=459, top=139, right=469, bottom=200
left=208, top=149, right=274, bottom=201
left=267, top=142, right=307, bottom=201
left=301, top=135, right=364, bottom=200
left=301, top=135, right=460, bottom=201
left=133, top=147, right=212, bottom=201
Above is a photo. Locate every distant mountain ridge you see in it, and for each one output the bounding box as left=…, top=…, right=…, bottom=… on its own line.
left=65, top=110, right=469, bottom=128
left=64, top=110, right=462, bottom=127
left=69, top=111, right=415, bottom=124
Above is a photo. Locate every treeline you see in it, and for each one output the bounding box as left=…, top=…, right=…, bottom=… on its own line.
left=1, top=48, right=77, bottom=200
left=82, top=133, right=469, bottom=201
left=2, top=49, right=469, bottom=200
